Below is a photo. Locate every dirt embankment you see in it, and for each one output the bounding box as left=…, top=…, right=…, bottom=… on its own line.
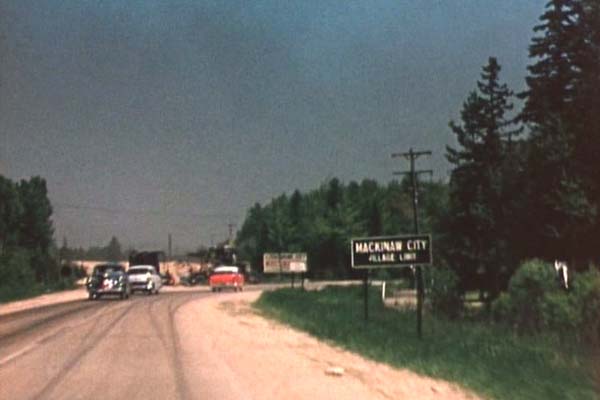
left=176, top=291, right=481, bottom=400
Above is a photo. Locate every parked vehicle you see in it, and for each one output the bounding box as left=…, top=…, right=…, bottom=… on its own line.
left=209, top=266, right=244, bottom=292
left=127, top=265, right=162, bottom=294
left=86, top=264, right=130, bottom=300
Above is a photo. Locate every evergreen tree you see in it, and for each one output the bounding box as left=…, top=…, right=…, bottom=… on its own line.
left=0, top=177, right=22, bottom=255
left=106, top=236, right=123, bottom=261
left=17, top=177, right=54, bottom=282
left=520, top=0, right=583, bottom=125
left=446, top=57, right=521, bottom=299
left=520, top=0, right=598, bottom=264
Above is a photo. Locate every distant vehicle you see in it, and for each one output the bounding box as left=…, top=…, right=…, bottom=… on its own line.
left=86, top=264, right=130, bottom=300
left=129, top=250, right=172, bottom=284
left=127, top=265, right=163, bottom=295
left=209, top=266, right=244, bottom=292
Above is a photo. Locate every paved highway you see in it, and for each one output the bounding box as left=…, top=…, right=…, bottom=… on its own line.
left=0, top=292, right=206, bottom=400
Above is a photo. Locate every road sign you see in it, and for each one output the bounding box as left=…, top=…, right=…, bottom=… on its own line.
left=351, top=234, right=432, bottom=269
left=263, top=253, right=308, bottom=273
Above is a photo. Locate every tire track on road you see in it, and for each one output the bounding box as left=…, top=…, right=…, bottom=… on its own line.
left=0, top=301, right=105, bottom=346
left=31, top=301, right=135, bottom=400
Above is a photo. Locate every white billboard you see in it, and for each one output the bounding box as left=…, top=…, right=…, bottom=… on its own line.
left=263, top=253, right=308, bottom=273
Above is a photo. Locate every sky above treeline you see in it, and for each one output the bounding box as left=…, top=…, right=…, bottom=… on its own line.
left=0, top=0, right=546, bottom=252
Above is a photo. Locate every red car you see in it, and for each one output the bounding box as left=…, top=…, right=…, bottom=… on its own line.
left=209, top=266, right=244, bottom=292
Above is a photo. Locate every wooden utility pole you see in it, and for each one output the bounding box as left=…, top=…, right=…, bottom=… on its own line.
left=227, top=223, right=236, bottom=244
left=392, top=148, right=432, bottom=339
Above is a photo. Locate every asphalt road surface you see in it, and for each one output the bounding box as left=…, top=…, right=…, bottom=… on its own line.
left=0, top=292, right=206, bottom=400
left=0, top=286, right=482, bottom=400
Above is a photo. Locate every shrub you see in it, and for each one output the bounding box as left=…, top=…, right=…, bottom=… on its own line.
left=500, top=259, right=556, bottom=333
left=493, top=259, right=590, bottom=339
left=571, top=269, right=600, bottom=344
left=0, top=249, right=36, bottom=300
left=491, top=292, right=512, bottom=323
left=428, top=265, right=463, bottom=319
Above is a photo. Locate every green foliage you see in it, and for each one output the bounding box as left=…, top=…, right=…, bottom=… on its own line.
left=236, top=178, right=448, bottom=279
left=0, top=176, right=23, bottom=252
left=0, top=175, right=58, bottom=293
left=571, top=269, right=600, bottom=344
left=493, top=259, right=560, bottom=333
left=427, top=266, right=464, bottom=319
left=0, top=248, right=35, bottom=299
left=255, top=286, right=597, bottom=400
left=106, top=236, right=123, bottom=261
left=492, top=260, right=600, bottom=345
left=445, top=57, right=521, bottom=296
left=519, top=0, right=600, bottom=262
left=61, top=236, right=126, bottom=261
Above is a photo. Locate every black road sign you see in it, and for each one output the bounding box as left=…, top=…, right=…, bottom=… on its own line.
left=351, top=235, right=432, bottom=269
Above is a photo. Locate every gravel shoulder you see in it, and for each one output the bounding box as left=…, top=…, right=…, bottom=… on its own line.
left=176, top=290, right=481, bottom=400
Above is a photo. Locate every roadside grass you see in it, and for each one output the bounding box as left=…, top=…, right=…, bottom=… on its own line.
left=254, top=286, right=597, bottom=400
left=0, top=279, right=79, bottom=303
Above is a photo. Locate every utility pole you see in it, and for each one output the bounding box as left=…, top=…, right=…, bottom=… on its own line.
left=168, top=233, right=172, bottom=260
left=227, top=223, right=236, bottom=245
left=392, top=148, right=432, bottom=339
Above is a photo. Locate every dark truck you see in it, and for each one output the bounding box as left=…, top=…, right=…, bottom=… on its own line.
left=128, top=251, right=171, bottom=284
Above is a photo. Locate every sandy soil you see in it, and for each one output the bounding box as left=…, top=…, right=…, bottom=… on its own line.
left=176, top=291, right=481, bottom=400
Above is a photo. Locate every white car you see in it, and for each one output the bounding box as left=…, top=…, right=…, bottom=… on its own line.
left=127, top=265, right=162, bottom=295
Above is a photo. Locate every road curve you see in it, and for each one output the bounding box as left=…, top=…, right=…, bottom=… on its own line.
left=0, top=287, right=481, bottom=400
left=0, top=292, right=205, bottom=400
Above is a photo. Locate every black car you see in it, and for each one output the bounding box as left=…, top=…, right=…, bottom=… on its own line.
left=86, top=264, right=131, bottom=300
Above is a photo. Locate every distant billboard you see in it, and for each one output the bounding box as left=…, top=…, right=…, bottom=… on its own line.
left=351, top=235, right=432, bottom=269
left=263, top=253, right=308, bottom=273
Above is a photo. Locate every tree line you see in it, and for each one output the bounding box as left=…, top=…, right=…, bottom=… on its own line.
left=0, top=175, right=56, bottom=299
left=237, top=0, right=600, bottom=298
left=59, top=236, right=124, bottom=262
left=237, top=178, right=447, bottom=279
left=0, top=172, right=128, bottom=299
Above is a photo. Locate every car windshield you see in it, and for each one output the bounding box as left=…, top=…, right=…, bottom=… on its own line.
left=128, top=268, right=152, bottom=275
left=212, top=268, right=238, bottom=275
left=93, top=265, right=124, bottom=275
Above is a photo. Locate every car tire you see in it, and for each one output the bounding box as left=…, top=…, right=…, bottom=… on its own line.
left=88, top=292, right=95, bottom=300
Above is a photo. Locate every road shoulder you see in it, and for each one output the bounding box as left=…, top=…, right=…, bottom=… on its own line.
left=176, top=291, right=481, bottom=400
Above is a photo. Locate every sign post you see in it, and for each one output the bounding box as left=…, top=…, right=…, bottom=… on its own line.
left=351, top=235, right=432, bottom=326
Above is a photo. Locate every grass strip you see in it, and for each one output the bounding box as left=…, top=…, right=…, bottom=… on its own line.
left=254, top=286, right=597, bottom=400
left=0, top=280, right=79, bottom=303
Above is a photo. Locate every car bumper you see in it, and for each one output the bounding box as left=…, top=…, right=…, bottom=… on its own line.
left=88, top=286, right=127, bottom=294
left=130, top=282, right=154, bottom=290
left=210, top=282, right=242, bottom=288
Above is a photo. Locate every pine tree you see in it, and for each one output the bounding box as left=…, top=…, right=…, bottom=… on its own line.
left=520, top=0, right=598, bottom=264
left=520, top=0, right=583, bottom=125
left=446, top=57, right=521, bottom=299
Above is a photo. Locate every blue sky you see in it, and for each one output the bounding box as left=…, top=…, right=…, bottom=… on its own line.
left=0, top=0, right=546, bottom=251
